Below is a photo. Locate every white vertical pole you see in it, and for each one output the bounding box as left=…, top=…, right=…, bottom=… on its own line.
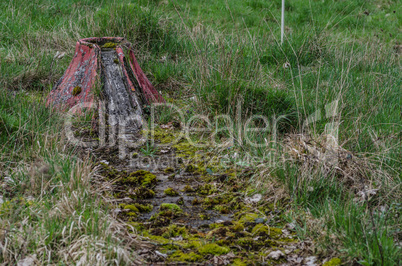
left=281, top=0, right=285, bottom=45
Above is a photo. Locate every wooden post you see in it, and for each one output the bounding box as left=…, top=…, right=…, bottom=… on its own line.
left=281, top=0, right=285, bottom=45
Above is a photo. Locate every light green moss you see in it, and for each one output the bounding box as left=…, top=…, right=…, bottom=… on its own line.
left=152, top=127, right=177, bottom=144
left=209, top=223, right=225, bottom=229
left=236, top=237, right=255, bottom=247
left=148, top=235, right=170, bottom=244
left=206, top=227, right=234, bottom=239
left=239, top=213, right=259, bottom=224
left=164, top=187, right=179, bottom=196
left=127, top=212, right=138, bottom=217
left=198, top=243, right=230, bottom=255
left=198, top=213, right=209, bottom=220
left=133, top=203, right=153, bottom=212
left=323, top=258, right=342, bottom=266
left=162, top=224, right=188, bottom=238
left=119, top=203, right=139, bottom=212
left=213, top=205, right=229, bottom=214
left=198, top=184, right=215, bottom=195
left=182, top=239, right=202, bottom=249
left=172, top=141, right=198, bottom=156
left=251, top=224, right=282, bottom=239
left=231, top=221, right=245, bottom=232
left=170, top=251, right=202, bottom=262
left=233, top=258, right=248, bottom=266
left=122, top=170, right=156, bottom=186
left=160, top=203, right=182, bottom=212
left=101, top=42, right=118, bottom=48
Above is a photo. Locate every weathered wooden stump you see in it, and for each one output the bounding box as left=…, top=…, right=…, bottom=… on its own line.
left=47, top=37, right=164, bottom=134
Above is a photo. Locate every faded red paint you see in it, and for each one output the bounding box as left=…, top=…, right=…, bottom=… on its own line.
left=47, top=37, right=164, bottom=111
left=127, top=48, right=165, bottom=104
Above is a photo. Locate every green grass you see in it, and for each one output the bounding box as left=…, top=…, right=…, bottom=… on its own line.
left=0, top=0, right=401, bottom=264
left=0, top=90, right=140, bottom=264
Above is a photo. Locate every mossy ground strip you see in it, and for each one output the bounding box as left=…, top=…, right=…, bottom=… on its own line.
left=93, top=127, right=323, bottom=264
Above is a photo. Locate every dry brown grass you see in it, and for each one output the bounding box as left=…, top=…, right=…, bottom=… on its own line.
left=0, top=130, right=152, bottom=264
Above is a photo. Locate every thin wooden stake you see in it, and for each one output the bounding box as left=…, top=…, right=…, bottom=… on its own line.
left=281, top=0, right=285, bottom=45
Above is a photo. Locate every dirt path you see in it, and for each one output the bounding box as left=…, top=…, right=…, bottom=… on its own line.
left=91, top=127, right=317, bottom=265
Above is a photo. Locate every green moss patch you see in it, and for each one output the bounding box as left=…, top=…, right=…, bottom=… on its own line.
left=101, top=42, right=118, bottom=48
left=238, top=213, right=259, bottom=224
left=182, top=185, right=195, bottom=192
left=231, top=221, right=245, bottom=232
left=206, top=227, right=233, bottom=239
left=164, top=167, right=175, bottom=173
left=323, top=258, right=342, bottom=266
left=198, top=243, right=230, bottom=255
left=169, top=251, right=202, bottom=262
left=161, top=224, right=188, bottom=238
left=119, top=203, right=139, bottom=212
left=164, top=187, right=179, bottom=196
left=72, top=86, right=82, bottom=96
left=160, top=203, right=182, bottom=212
left=98, top=128, right=303, bottom=264
left=197, top=184, right=215, bottom=195
left=122, top=170, right=157, bottom=187
left=131, top=187, right=155, bottom=199
left=251, top=224, right=282, bottom=238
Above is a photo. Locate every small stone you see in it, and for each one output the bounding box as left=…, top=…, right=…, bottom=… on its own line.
left=267, top=250, right=284, bottom=260
left=112, top=208, right=121, bottom=215
left=255, top=218, right=264, bottom=224
left=155, top=250, right=168, bottom=258
left=4, top=176, right=14, bottom=183
left=26, top=196, right=34, bottom=201
left=54, top=51, right=66, bottom=60
left=245, top=193, right=262, bottom=204
left=17, top=255, right=36, bottom=266
left=287, top=222, right=296, bottom=230
left=304, top=256, right=317, bottom=265
left=171, top=235, right=183, bottom=241
left=287, top=254, right=303, bottom=263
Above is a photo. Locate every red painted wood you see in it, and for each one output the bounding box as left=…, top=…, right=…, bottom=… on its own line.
left=128, top=48, right=165, bottom=104
left=47, top=37, right=164, bottom=111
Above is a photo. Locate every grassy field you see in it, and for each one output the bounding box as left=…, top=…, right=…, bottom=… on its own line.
left=0, top=0, right=401, bottom=264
